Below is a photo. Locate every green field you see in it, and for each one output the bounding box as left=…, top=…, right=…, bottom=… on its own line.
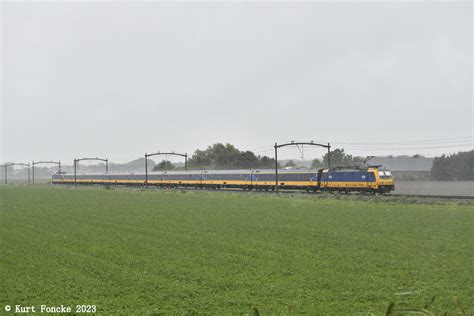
left=0, top=186, right=472, bottom=314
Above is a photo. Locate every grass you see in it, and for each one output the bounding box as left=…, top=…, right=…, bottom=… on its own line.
left=0, top=185, right=473, bottom=314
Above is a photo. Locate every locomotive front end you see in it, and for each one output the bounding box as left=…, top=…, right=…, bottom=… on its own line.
left=376, top=168, right=395, bottom=193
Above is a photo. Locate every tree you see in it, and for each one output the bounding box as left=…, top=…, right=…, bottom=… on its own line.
left=257, top=155, right=278, bottom=169
left=235, top=151, right=259, bottom=169
left=322, top=148, right=364, bottom=168
left=188, top=149, right=211, bottom=169
left=153, top=160, right=175, bottom=171
left=188, top=143, right=238, bottom=169
left=431, top=150, right=474, bottom=180
left=188, top=143, right=278, bottom=169
left=211, top=143, right=240, bottom=169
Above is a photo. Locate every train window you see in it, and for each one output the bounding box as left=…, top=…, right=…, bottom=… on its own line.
left=378, top=170, right=392, bottom=178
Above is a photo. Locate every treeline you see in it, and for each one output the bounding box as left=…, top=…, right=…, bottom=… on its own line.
left=311, top=148, right=364, bottom=169
left=153, top=143, right=276, bottom=171
left=153, top=144, right=365, bottom=171
left=431, top=150, right=474, bottom=180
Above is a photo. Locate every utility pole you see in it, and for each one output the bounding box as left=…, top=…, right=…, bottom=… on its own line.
left=327, top=142, right=331, bottom=169
left=274, top=143, right=278, bottom=194
left=74, top=159, right=77, bottom=185
left=145, top=153, right=148, bottom=188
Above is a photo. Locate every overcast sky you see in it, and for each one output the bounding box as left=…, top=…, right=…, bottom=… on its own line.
left=1, top=1, right=472, bottom=164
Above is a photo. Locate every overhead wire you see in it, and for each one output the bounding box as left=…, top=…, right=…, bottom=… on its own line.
left=332, top=136, right=472, bottom=146
left=341, top=143, right=473, bottom=151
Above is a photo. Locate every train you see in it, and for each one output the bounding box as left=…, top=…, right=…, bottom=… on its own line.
left=52, top=165, right=395, bottom=193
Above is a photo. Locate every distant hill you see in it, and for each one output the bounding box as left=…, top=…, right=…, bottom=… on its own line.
left=70, top=157, right=157, bottom=174
left=108, top=158, right=156, bottom=173
left=0, top=158, right=158, bottom=179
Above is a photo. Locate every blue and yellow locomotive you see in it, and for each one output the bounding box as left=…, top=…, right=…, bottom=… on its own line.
left=52, top=166, right=395, bottom=193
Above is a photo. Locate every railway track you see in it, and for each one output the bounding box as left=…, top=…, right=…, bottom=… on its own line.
left=204, top=189, right=474, bottom=200
left=389, top=193, right=474, bottom=200
left=53, top=183, right=474, bottom=200
left=124, top=185, right=474, bottom=200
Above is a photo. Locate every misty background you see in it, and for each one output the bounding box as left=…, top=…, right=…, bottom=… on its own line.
left=1, top=1, right=472, bottom=165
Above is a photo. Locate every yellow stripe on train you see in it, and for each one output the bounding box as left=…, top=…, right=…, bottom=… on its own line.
left=53, top=178, right=379, bottom=189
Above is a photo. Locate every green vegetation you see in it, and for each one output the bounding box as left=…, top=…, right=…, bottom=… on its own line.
left=1, top=186, right=472, bottom=314
left=431, top=150, right=474, bottom=180
left=312, top=148, right=364, bottom=169
left=188, top=143, right=276, bottom=170
left=152, top=160, right=176, bottom=171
